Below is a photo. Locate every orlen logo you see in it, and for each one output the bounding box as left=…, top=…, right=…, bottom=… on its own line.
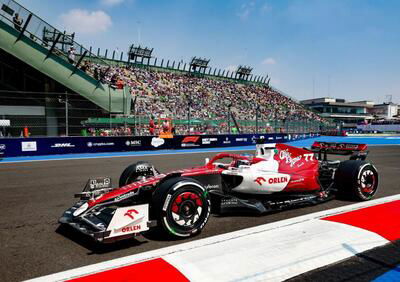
left=124, top=209, right=139, bottom=220
left=254, top=176, right=289, bottom=185
left=122, top=225, right=141, bottom=233
left=254, top=177, right=266, bottom=186
left=267, top=176, right=288, bottom=184
left=182, top=136, right=200, bottom=143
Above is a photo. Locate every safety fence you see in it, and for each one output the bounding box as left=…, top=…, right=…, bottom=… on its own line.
left=0, top=91, right=335, bottom=138
left=0, top=132, right=319, bottom=158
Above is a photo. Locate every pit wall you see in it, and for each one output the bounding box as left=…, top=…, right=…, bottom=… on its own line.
left=0, top=133, right=318, bottom=158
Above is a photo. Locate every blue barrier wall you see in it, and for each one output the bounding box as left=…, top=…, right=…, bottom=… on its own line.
left=0, top=133, right=318, bottom=158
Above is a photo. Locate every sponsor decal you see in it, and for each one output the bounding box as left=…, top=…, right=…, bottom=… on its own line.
left=254, top=177, right=266, bottom=186
left=279, top=149, right=302, bottom=167
left=268, top=137, right=274, bottom=140
left=202, top=138, right=218, bottom=145
left=0, top=144, right=5, bottom=150
left=279, top=150, right=314, bottom=167
left=88, top=177, right=112, bottom=190
left=115, top=191, right=137, bottom=201
left=151, top=137, right=165, bottom=148
left=125, top=140, right=141, bottom=146
left=290, top=178, right=305, bottom=183
left=223, top=137, right=231, bottom=144
left=21, top=141, right=37, bottom=152
left=303, top=153, right=314, bottom=161
left=205, top=184, right=219, bottom=190
left=267, top=176, right=288, bottom=184
left=182, top=136, right=200, bottom=143
left=221, top=198, right=239, bottom=206
left=135, top=164, right=150, bottom=172
left=251, top=136, right=257, bottom=144
left=107, top=204, right=149, bottom=236
left=235, top=138, right=248, bottom=142
left=87, top=142, right=114, bottom=147
left=288, top=134, right=292, bottom=140
left=122, top=225, right=141, bottom=233
left=276, top=136, right=282, bottom=140
left=182, top=136, right=200, bottom=147
left=51, top=143, right=75, bottom=148
left=319, top=142, right=359, bottom=150
left=163, top=194, right=172, bottom=211
left=124, top=209, right=139, bottom=220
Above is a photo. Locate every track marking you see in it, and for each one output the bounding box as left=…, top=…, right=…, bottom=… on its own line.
left=26, top=194, right=400, bottom=282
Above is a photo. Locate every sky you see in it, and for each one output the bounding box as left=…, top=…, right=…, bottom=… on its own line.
left=17, top=0, right=400, bottom=103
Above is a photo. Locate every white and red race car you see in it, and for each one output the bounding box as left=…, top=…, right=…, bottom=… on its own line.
left=59, top=140, right=378, bottom=243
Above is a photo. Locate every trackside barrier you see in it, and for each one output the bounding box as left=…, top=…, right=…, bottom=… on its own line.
left=0, top=133, right=319, bottom=158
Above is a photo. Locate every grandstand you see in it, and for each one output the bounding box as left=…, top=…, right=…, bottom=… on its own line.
left=0, top=0, right=331, bottom=137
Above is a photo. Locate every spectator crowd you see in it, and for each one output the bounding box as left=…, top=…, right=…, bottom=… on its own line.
left=81, top=62, right=326, bottom=132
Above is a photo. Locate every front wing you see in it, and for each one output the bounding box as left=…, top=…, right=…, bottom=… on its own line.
left=59, top=203, right=153, bottom=242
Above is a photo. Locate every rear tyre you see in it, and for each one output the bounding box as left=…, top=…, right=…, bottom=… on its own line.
left=335, top=160, right=378, bottom=201
left=119, top=161, right=159, bottom=187
left=152, top=177, right=211, bottom=238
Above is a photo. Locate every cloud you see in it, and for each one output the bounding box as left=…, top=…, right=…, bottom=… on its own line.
left=59, top=9, right=112, bottom=34
left=101, top=0, right=125, bottom=6
left=238, top=1, right=271, bottom=20
left=262, top=57, right=276, bottom=65
left=237, top=1, right=255, bottom=21
left=225, top=65, right=238, bottom=72
left=260, top=3, right=271, bottom=14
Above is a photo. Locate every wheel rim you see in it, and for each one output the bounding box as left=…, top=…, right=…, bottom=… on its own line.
left=359, top=169, right=377, bottom=195
left=170, top=192, right=203, bottom=227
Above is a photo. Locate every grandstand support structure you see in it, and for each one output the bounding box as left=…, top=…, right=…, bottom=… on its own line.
left=128, top=44, right=153, bottom=65
left=186, top=94, right=193, bottom=133
left=42, top=28, right=74, bottom=51
left=0, top=0, right=131, bottom=114
left=235, top=65, right=253, bottom=80
left=189, top=57, right=209, bottom=74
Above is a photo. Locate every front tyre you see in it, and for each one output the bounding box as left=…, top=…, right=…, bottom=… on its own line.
left=119, top=161, right=159, bottom=187
left=335, top=160, right=378, bottom=201
left=152, top=177, right=211, bottom=238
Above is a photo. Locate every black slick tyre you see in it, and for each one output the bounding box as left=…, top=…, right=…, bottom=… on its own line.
left=152, top=177, right=211, bottom=238
left=335, top=160, right=378, bottom=201
left=119, top=161, right=158, bottom=187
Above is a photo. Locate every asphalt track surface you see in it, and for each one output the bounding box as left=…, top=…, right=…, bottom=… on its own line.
left=0, top=146, right=399, bottom=281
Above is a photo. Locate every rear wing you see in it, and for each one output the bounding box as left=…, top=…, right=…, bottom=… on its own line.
left=311, top=141, right=368, bottom=160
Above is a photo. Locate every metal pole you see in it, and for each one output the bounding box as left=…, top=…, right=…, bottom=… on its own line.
left=65, top=92, right=69, bottom=136
left=109, top=87, right=112, bottom=131
left=123, top=87, right=127, bottom=133
left=228, top=106, right=231, bottom=134
left=256, top=105, right=258, bottom=134
left=187, top=100, right=190, bottom=134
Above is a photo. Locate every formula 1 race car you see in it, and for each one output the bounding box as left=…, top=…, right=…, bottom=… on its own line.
left=59, top=140, right=378, bottom=243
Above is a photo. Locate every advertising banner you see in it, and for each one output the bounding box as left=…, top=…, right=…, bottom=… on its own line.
left=0, top=133, right=318, bottom=158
